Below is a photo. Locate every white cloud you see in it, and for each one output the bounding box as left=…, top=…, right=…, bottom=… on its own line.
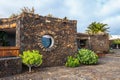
left=98, top=0, right=120, bottom=17
left=102, top=15, right=120, bottom=34
left=0, top=0, right=38, bottom=17
left=63, top=0, right=99, bottom=19
left=0, top=0, right=56, bottom=17
left=0, top=0, right=120, bottom=34
left=64, top=0, right=84, bottom=16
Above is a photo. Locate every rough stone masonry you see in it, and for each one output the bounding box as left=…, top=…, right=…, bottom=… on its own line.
left=17, top=13, right=78, bottom=67
left=0, top=57, right=22, bottom=78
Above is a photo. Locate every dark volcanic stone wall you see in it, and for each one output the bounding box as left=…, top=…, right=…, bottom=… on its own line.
left=0, top=57, right=22, bottom=78
left=77, top=33, right=109, bottom=53
left=90, top=34, right=109, bottom=53
left=19, top=13, right=77, bottom=67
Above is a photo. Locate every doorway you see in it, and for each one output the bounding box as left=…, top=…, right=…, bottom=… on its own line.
left=77, top=39, right=87, bottom=49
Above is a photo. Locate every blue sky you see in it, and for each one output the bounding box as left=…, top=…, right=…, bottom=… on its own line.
left=0, top=0, right=120, bottom=35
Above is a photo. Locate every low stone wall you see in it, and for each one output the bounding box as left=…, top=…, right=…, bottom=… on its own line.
left=0, top=57, right=22, bottom=78
left=77, top=33, right=109, bottom=53
left=90, top=34, right=109, bottom=53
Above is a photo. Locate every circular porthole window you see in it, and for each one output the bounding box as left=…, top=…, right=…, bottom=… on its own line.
left=41, top=35, right=54, bottom=48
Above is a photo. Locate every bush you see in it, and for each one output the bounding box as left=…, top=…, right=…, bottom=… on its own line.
left=20, top=50, right=42, bottom=72
left=76, top=49, right=98, bottom=65
left=65, top=56, right=80, bottom=67
left=112, top=39, right=120, bottom=44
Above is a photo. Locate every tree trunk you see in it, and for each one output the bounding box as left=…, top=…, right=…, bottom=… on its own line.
left=117, top=44, right=119, bottom=49
left=28, top=66, right=32, bottom=72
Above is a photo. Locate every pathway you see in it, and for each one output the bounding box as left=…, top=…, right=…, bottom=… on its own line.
left=0, top=50, right=120, bottom=80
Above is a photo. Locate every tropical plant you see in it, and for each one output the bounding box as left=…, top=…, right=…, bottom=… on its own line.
left=112, top=39, right=120, bottom=44
left=9, top=7, right=35, bottom=18
left=21, top=7, right=34, bottom=14
left=10, top=13, right=19, bottom=18
left=47, top=14, right=53, bottom=17
left=65, top=56, right=80, bottom=67
left=20, top=50, right=42, bottom=72
left=76, top=49, right=98, bottom=65
left=86, top=22, right=109, bottom=35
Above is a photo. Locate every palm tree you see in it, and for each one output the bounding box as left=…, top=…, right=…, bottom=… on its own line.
left=86, top=22, right=109, bottom=35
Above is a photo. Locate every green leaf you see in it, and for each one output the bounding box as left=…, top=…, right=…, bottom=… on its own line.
left=76, top=49, right=98, bottom=65
left=65, top=56, right=80, bottom=67
left=19, top=50, right=43, bottom=70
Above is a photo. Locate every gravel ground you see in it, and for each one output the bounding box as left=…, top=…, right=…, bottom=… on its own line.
left=0, top=50, right=120, bottom=80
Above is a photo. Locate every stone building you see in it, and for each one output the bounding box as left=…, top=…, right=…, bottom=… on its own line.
left=77, top=33, right=109, bottom=53
left=0, top=12, right=110, bottom=68
left=0, top=13, right=77, bottom=67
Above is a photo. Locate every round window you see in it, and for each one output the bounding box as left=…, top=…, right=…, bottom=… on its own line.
left=41, top=35, right=54, bottom=48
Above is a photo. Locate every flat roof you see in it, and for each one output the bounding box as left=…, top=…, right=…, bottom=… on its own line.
left=109, top=35, right=120, bottom=40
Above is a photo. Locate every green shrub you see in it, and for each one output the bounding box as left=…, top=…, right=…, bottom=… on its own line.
left=76, top=49, right=98, bottom=65
left=112, top=39, right=120, bottom=44
left=20, top=50, right=42, bottom=72
left=65, top=56, right=80, bottom=67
